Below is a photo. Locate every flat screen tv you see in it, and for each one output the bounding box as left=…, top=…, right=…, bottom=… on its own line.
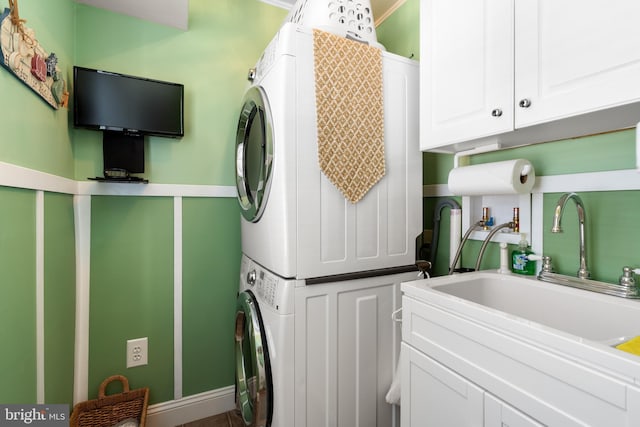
left=73, top=66, right=184, bottom=137
left=73, top=66, right=184, bottom=182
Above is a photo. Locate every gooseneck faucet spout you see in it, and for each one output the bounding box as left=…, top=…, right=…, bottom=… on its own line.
left=551, top=192, right=590, bottom=279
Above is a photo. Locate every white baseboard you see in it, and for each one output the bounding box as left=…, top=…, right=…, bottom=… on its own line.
left=146, top=386, right=236, bottom=427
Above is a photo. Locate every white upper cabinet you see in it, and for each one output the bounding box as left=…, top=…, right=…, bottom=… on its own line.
left=420, top=0, right=514, bottom=150
left=421, top=0, right=640, bottom=152
left=515, top=0, right=640, bottom=127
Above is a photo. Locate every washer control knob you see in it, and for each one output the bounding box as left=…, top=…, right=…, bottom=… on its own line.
left=247, top=269, right=257, bottom=287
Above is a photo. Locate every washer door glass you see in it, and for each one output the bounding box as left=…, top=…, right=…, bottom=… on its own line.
left=235, top=290, right=272, bottom=427
left=236, top=86, right=274, bottom=223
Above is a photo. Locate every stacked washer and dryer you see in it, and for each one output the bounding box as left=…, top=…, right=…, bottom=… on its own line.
left=233, top=2, right=421, bottom=426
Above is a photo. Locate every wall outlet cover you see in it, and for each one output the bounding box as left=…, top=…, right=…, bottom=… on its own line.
left=127, top=337, right=148, bottom=368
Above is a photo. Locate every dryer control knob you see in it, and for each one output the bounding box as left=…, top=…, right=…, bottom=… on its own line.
left=247, top=269, right=257, bottom=287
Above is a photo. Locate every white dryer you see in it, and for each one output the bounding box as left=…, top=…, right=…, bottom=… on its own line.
left=235, top=23, right=421, bottom=280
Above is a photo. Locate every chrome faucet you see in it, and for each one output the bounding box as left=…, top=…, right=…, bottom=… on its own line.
left=551, top=192, right=590, bottom=279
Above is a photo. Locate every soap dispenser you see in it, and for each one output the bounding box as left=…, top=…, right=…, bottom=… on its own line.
left=512, top=233, right=536, bottom=275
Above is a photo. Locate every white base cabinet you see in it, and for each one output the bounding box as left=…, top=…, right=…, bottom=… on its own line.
left=402, top=343, right=483, bottom=427
left=484, top=394, right=543, bottom=427
left=402, top=343, right=542, bottom=427
left=400, top=289, right=640, bottom=426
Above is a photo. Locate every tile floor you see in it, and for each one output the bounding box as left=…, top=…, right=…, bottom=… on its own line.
left=180, top=410, right=245, bottom=427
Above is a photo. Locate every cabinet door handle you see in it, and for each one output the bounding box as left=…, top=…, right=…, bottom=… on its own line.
left=519, top=98, right=532, bottom=108
left=491, top=108, right=503, bottom=117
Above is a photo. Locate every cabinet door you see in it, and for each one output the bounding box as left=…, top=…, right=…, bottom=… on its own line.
left=485, top=393, right=544, bottom=427
left=295, top=276, right=405, bottom=427
left=401, top=343, right=483, bottom=427
left=515, top=0, right=640, bottom=127
left=420, top=0, right=514, bottom=150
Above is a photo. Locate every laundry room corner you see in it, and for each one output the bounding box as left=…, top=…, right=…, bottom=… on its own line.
left=375, top=0, right=458, bottom=277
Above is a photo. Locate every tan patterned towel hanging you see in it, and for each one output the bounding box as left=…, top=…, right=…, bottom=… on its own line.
left=313, top=29, right=385, bottom=204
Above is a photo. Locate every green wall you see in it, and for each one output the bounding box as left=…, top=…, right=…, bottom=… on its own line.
left=379, top=0, right=640, bottom=280
left=471, top=130, right=640, bottom=284
left=89, top=196, right=175, bottom=403
left=87, top=196, right=242, bottom=403
left=0, top=0, right=75, bottom=178
left=0, top=187, right=36, bottom=403
left=182, top=198, right=241, bottom=396
left=73, top=0, right=287, bottom=184
left=75, top=0, right=284, bottom=405
left=44, top=193, right=76, bottom=404
left=0, top=0, right=77, bottom=404
left=0, top=0, right=283, bottom=407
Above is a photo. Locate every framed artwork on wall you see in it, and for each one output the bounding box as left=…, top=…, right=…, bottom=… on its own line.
left=0, top=0, right=68, bottom=109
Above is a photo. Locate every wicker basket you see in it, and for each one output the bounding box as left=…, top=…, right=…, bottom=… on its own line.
left=70, top=375, right=149, bottom=427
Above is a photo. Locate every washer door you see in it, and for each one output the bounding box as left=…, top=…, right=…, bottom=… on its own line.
left=235, top=290, right=273, bottom=427
left=235, top=86, right=274, bottom=223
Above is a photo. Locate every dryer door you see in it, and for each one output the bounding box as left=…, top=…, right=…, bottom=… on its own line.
left=235, top=86, right=274, bottom=223
left=235, top=290, right=273, bottom=427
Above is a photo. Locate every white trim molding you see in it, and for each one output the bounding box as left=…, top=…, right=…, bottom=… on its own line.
left=76, top=181, right=237, bottom=198
left=146, top=386, right=236, bottom=427
left=73, top=195, right=92, bottom=404
left=0, top=160, right=237, bottom=198
left=424, top=168, right=640, bottom=198
left=423, top=183, right=451, bottom=198
left=533, top=169, right=640, bottom=193
left=0, top=161, right=76, bottom=194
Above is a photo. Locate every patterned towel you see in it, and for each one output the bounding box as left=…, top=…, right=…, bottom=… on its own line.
left=313, top=29, right=385, bottom=204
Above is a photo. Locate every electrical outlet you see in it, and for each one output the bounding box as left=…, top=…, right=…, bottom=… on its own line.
left=126, top=337, right=148, bottom=368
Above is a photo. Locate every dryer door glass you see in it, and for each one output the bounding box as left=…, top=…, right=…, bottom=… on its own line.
left=236, top=86, right=274, bottom=222
left=235, top=290, right=273, bottom=427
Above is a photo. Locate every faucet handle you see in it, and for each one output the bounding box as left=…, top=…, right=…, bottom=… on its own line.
left=619, top=266, right=640, bottom=288
left=529, top=255, right=554, bottom=273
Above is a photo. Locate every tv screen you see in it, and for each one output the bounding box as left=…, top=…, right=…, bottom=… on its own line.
left=73, top=66, right=184, bottom=137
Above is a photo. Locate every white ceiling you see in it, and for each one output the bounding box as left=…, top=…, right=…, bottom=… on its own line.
left=74, top=0, right=404, bottom=30
left=74, top=0, right=189, bottom=30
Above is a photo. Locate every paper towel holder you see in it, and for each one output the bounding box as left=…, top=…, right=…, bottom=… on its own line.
left=446, top=153, right=534, bottom=255
left=520, top=164, right=532, bottom=184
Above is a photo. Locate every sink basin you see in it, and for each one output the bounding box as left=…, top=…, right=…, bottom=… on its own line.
left=412, top=272, right=640, bottom=343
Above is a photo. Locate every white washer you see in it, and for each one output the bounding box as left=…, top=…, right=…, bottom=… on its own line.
left=235, top=255, right=298, bottom=427
left=235, top=23, right=421, bottom=280
left=235, top=254, right=415, bottom=427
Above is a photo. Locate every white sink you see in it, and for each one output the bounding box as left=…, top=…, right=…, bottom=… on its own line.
left=402, top=271, right=640, bottom=426
left=410, top=272, right=640, bottom=343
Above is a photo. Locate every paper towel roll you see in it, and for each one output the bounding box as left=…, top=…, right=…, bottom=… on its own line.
left=448, top=159, right=535, bottom=196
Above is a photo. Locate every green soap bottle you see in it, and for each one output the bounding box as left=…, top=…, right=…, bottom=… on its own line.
left=512, top=233, right=536, bottom=275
